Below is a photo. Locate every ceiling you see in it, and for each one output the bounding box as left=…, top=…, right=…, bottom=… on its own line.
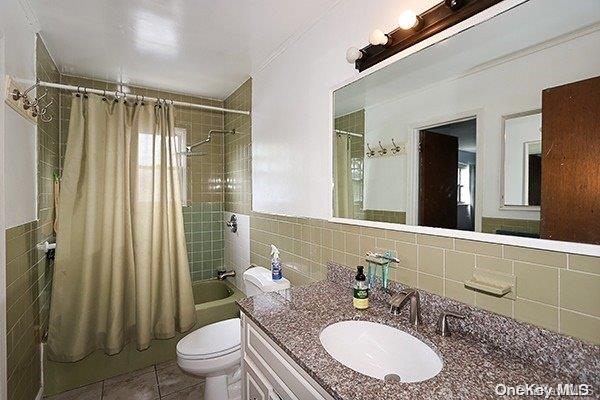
left=30, top=0, right=340, bottom=99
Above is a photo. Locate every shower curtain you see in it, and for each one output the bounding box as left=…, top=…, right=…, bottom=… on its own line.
left=48, top=94, right=196, bottom=362
left=333, top=134, right=352, bottom=218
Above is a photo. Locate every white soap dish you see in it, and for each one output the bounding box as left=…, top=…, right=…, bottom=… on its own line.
left=464, top=272, right=512, bottom=296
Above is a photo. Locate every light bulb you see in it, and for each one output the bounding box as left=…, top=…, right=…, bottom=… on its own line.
left=369, top=29, right=389, bottom=46
left=345, top=47, right=363, bottom=63
left=398, top=10, right=420, bottom=30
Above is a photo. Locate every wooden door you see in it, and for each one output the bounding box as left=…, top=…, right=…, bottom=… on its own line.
left=527, top=154, right=541, bottom=206
left=418, top=131, right=458, bottom=229
left=541, top=76, right=600, bottom=244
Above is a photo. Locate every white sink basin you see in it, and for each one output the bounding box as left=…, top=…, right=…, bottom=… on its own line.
left=319, top=320, right=442, bottom=383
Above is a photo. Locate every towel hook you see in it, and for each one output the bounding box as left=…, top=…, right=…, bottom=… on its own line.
left=366, top=143, right=375, bottom=158
left=40, top=99, right=54, bottom=116
left=22, top=80, right=39, bottom=97
left=25, top=90, right=47, bottom=110
left=391, top=139, right=401, bottom=154
left=378, top=141, right=387, bottom=156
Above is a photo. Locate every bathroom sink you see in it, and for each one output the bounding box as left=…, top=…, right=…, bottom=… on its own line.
left=319, top=320, right=442, bottom=382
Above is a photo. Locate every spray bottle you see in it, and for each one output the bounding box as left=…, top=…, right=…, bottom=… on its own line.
left=270, top=244, right=283, bottom=280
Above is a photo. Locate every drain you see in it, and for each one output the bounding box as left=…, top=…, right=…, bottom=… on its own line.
left=384, top=374, right=402, bottom=383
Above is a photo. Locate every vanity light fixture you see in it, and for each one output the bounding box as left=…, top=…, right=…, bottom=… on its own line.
left=398, top=10, right=423, bottom=31
left=444, top=0, right=465, bottom=11
left=348, top=0, right=503, bottom=72
left=369, top=29, right=390, bottom=46
left=346, top=47, right=364, bottom=63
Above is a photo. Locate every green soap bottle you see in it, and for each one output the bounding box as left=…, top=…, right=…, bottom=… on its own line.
left=353, top=266, right=369, bottom=309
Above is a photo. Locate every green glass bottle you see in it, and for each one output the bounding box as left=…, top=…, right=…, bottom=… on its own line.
left=353, top=266, right=369, bottom=309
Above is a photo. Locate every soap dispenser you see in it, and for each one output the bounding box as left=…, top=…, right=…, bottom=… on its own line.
left=353, top=266, right=369, bottom=309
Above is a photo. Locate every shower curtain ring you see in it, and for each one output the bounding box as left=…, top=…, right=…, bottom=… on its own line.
left=75, top=86, right=81, bottom=97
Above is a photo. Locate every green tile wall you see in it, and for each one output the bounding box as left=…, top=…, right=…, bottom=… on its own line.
left=4, top=35, right=59, bottom=400
left=482, top=216, right=540, bottom=236
left=183, top=202, right=224, bottom=281
left=58, top=75, right=225, bottom=281
left=224, top=78, right=252, bottom=214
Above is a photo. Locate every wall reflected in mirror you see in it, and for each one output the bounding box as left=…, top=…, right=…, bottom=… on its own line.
left=332, top=0, right=600, bottom=245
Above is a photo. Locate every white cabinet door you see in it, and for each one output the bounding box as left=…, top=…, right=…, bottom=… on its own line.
left=244, top=359, right=272, bottom=400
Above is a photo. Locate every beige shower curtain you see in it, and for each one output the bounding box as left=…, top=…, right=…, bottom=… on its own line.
left=333, top=134, right=352, bottom=218
left=48, top=94, right=196, bottom=362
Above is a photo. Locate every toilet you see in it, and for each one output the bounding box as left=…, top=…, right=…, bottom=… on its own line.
left=177, top=267, right=290, bottom=400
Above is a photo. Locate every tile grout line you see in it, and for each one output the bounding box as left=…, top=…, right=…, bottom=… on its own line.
left=154, top=364, right=162, bottom=399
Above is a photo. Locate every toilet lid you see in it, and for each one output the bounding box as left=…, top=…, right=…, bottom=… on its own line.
left=177, top=318, right=241, bottom=360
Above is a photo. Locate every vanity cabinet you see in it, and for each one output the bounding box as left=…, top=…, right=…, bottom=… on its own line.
left=244, top=359, right=272, bottom=400
left=241, top=313, right=334, bottom=400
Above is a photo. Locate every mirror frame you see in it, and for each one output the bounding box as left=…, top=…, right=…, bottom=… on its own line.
left=500, top=109, right=542, bottom=211
left=328, top=0, right=600, bottom=257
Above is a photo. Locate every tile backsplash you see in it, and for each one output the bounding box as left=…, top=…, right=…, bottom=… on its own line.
left=249, top=212, right=600, bottom=345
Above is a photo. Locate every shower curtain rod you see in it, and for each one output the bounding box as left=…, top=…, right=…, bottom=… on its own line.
left=37, top=80, right=251, bottom=116
left=334, top=129, right=363, bottom=138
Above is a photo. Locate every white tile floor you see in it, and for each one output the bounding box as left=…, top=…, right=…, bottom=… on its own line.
left=44, top=360, right=207, bottom=400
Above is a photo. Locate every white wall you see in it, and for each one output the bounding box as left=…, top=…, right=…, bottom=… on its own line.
left=504, top=113, right=541, bottom=205
left=363, top=108, right=408, bottom=212
left=252, top=0, right=439, bottom=218
left=224, top=211, right=250, bottom=291
left=1, top=1, right=38, bottom=228
left=360, top=32, right=599, bottom=221
left=0, top=31, right=8, bottom=400
left=252, top=1, right=600, bottom=222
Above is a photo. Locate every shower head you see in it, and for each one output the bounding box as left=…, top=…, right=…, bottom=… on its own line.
left=186, top=129, right=236, bottom=152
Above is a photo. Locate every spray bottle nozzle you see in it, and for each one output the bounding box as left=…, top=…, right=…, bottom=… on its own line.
left=270, top=244, right=280, bottom=259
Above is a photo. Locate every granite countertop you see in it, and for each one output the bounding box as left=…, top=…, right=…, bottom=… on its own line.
left=237, top=279, right=596, bottom=400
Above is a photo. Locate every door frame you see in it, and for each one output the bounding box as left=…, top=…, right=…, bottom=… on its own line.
left=408, top=110, right=483, bottom=232
left=0, top=32, right=8, bottom=400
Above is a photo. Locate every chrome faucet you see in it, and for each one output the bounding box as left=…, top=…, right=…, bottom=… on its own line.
left=389, top=288, right=422, bottom=327
left=217, top=270, right=236, bottom=280
left=436, top=310, right=465, bottom=337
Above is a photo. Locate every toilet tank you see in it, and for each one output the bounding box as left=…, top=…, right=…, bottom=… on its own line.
left=243, top=266, right=290, bottom=296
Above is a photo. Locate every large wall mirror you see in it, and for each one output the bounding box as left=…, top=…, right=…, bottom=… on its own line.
left=332, top=0, right=600, bottom=245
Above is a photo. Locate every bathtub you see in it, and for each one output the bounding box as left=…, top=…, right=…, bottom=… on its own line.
left=192, top=279, right=245, bottom=328
left=44, top=278, right=245, bottom=396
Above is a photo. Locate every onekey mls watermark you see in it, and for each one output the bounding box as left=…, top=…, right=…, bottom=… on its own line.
left=495, top=383, right=595, bottom=398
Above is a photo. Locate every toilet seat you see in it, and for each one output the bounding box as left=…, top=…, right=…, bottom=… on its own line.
left=177, top=317, right=241, bottom=361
